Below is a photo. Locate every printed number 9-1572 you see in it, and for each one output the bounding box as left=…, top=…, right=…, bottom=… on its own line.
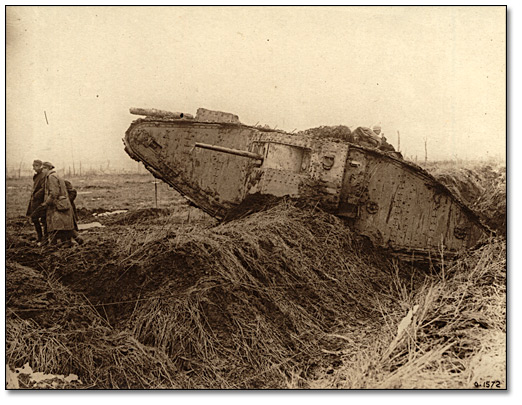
left=474, top=380, right=502, bottom=389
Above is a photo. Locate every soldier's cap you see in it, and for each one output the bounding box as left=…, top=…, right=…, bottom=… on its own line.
left=372, top=125, right=381, bottom=131
left=33, top=159, right=43, bottom=165
left=42, top=161, right=55, bottom=169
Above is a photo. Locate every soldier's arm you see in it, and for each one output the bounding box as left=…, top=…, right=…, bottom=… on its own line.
left=43, top=176, right=60, bottom=206
left=68, top=189, right=77, bottom=201
left=33, top=188, right=44, bottom=201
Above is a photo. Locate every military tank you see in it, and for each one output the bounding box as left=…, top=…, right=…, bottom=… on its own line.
left=123, top=107, right=491, bottom=261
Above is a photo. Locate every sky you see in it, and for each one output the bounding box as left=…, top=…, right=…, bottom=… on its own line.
left=5, top=6, right=506, bottom=172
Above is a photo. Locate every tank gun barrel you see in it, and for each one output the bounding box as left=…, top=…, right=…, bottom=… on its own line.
left=194, top=142, right=264, bottom=161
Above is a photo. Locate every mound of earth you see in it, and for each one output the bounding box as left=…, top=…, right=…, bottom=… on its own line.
left=6, top=202, right=419, bottom=388
left=76, top=207, right=111, bottom=221
left=6, top=199, right=505, bottom=389
left=106, top=207, right=172, bottom=225
left=5, top=260, right=184, bottom=388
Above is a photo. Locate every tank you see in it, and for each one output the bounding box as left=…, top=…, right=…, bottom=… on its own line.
left=123, top=107, right=491, bottom=260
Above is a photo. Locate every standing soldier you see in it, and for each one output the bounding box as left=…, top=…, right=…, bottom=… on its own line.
left=40, top=162, right=76, bottom=247
left=26, top=159, right=47, bottom=245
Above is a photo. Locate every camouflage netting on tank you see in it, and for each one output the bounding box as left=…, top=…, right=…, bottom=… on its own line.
left=296, top=125, right=353, bottom=141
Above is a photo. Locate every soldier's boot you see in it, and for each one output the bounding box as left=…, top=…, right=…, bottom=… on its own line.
left=72, top=230, right=84, bottom=245
left=32, top=219, right=43, bottom=245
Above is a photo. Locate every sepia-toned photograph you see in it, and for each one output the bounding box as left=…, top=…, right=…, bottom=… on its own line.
left=5, top=5, right=506, bottom=390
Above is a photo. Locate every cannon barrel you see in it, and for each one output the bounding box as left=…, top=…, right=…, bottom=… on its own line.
left=194, top=142, right=263, bottom=161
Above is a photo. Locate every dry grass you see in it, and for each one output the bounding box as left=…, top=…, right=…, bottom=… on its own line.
left=6, top=262, right=185, bottom=389
left=5, top=161, right=506, bottom=389
left=312, top=238, right=506, bottom=389
left=425, top=161, right=506, bottom=236
left=119, top=202, right=405, bottom=388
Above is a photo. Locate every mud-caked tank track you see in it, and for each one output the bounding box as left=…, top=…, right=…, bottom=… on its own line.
left=123, top=107, right=492, bottom=261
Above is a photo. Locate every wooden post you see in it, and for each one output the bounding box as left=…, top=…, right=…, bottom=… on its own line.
left=397, top=130, right=401, bottom=152
left=79, top=161, right=82, bottom=176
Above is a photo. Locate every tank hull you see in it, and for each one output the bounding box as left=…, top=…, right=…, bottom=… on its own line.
left=124, top=109, right=490, bottom=259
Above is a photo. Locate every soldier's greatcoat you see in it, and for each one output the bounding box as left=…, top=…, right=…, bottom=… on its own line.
left=44, top=170, right=75, bottom=232
left=26, top=170, right=46, bottom=216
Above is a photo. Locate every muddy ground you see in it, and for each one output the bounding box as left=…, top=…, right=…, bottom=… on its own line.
left=5, top=171, right=506, bottom=389
left=5, top=175, right=388, bottom=386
